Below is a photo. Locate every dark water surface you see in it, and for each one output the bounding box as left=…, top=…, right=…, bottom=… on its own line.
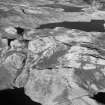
left=39, top=4, right=84, bottom=12
left=0, top=88, right=41, bottom=105
left=37, top=20, right=105, bottom=32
